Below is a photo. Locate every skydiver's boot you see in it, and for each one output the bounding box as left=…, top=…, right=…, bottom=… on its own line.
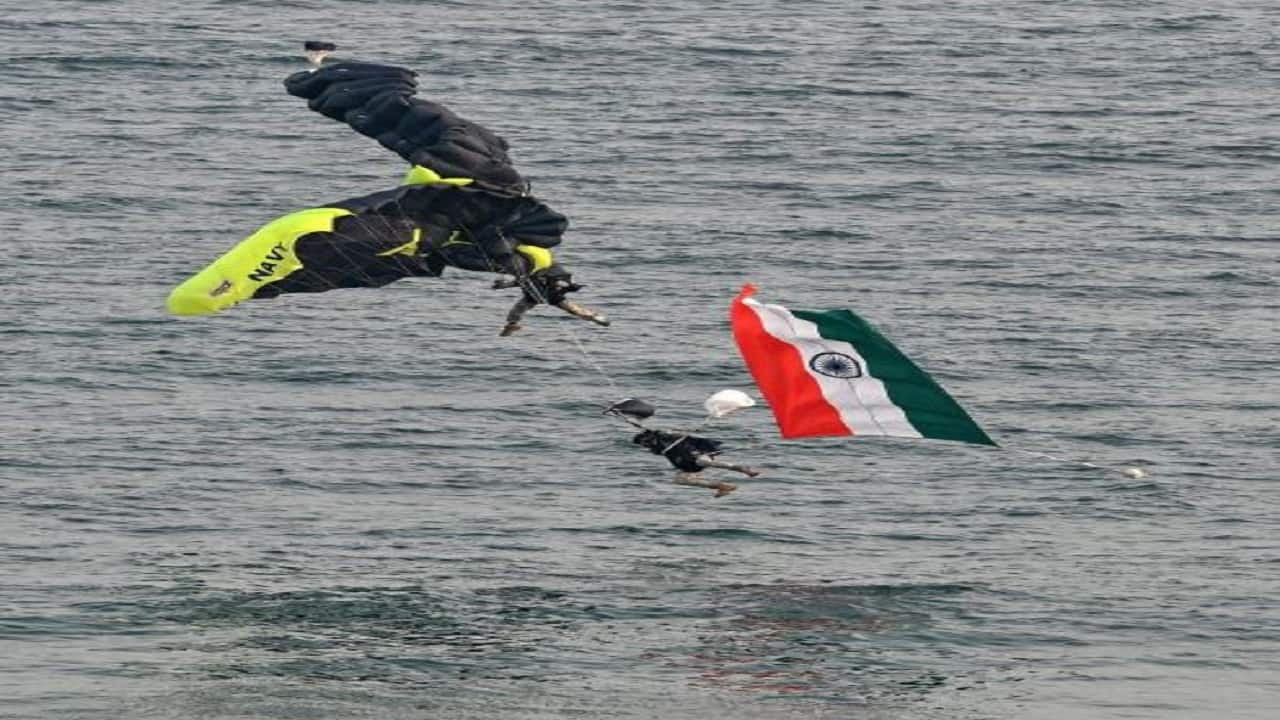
left=556, top=300, right=610, bottom=327
left=674, top=471, right=738, bottom=498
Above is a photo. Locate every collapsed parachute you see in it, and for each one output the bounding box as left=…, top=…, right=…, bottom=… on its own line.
left=284, top=61, right=527, bottom=195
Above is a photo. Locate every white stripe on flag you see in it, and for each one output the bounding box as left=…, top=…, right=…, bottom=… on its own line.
left=746, top=298, right=923, bottom=439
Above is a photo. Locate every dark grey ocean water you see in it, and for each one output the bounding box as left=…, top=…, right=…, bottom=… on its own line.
left=3, top=1, right=1278, bottom=718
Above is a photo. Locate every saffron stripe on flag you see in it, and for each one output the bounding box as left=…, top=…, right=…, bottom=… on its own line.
left=731, top=286, right=851, bottom=438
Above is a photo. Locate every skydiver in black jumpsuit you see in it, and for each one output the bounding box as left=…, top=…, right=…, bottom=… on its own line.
left=427, top=235, right=608, bottom=335
left=491, top=271, right=605, bottom=336
left=632, top=428, right=761, bottom=498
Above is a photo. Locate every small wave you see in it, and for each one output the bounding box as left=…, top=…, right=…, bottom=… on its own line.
left=1203, top=271, right=1275, bottom=286
left=723, top=581, right=978, bottom=598
left=553, top=524, right=812, bottom=543
left=1148, top=15, right=1232, bottom=31
left=1017, top=25, right=1085, bottom=36
left=686, top=44, right=790, bottom=59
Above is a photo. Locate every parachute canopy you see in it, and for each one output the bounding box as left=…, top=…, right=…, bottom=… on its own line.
left=167, top=182, right=567, bottom=317
left=169, top=50, right=581, bottom=319
left=703, top=389, right=756, bottom=419
left=284, top=60, right=527, bottom=195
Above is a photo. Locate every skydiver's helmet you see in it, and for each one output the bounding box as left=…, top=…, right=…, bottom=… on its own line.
left=539, top=264, right=583, bottom=305
left=632, top=430, right=661, bottom=450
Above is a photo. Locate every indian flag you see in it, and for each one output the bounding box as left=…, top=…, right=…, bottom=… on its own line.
left=731, top=284, right=996, bottom=446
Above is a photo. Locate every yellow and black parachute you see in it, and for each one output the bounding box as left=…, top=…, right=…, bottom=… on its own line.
left=169, top=56, right=575, bottom=317
left=167, top=177, right=567, bottom=316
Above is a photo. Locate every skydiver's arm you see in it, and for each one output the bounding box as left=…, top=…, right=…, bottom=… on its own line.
left=695, top=455, right=761, bottom=477
left=554, top=299, right=610, bottom=327
left=673, top=472, right=738, bottom=498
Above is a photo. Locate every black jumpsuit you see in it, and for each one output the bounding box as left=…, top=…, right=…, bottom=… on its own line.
left=633, top=430, right=724, bottom=473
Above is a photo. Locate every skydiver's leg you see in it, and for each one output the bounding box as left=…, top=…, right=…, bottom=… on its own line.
left=695, top=454, right=761, bottom=478
left=501, top=295, right=539, bottom=336
left=555, top=300, right=611, bottom=327
left=673, top=471, right=738, bottom=498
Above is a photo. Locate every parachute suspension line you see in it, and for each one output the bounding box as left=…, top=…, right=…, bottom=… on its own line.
left=530, top=305, right=622, bottom=404
left=461, top=221, right=621, bottom=399
left=1001, top=446, right=1149, bottom=480
left=551, top=310, right=621, bottom=396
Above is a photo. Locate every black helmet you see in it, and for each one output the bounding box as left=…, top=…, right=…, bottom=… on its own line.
left=539, top=265, right=582, bottom=304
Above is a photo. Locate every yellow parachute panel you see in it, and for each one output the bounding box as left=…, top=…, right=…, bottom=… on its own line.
left=376, top=228, right=423, bottom=258
left=515, top=244, right=554, bottom=272
left=167, top=207, right=352, bottom=316
left=401, top=165, right=474, bottom=187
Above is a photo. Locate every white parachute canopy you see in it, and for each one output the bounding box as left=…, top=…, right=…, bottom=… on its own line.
left=704, top=389, right=756, bottom=419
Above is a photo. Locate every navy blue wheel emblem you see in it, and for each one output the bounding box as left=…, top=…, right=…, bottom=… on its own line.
left=809, top=352, right=862, bottom=379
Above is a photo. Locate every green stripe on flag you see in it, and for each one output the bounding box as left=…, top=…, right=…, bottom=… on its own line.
left=791, top=309, right=997, bottom=446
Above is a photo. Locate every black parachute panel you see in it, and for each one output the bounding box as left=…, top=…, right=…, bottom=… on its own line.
left=285, top=62, right=528, bottom=195
left=330, top=184, right=567, bottom=254
left=499, top=203, right=569, bottom=248
left=255, top=217, right=445, bottom=299
left=248, top=184, right=566, bottom=302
